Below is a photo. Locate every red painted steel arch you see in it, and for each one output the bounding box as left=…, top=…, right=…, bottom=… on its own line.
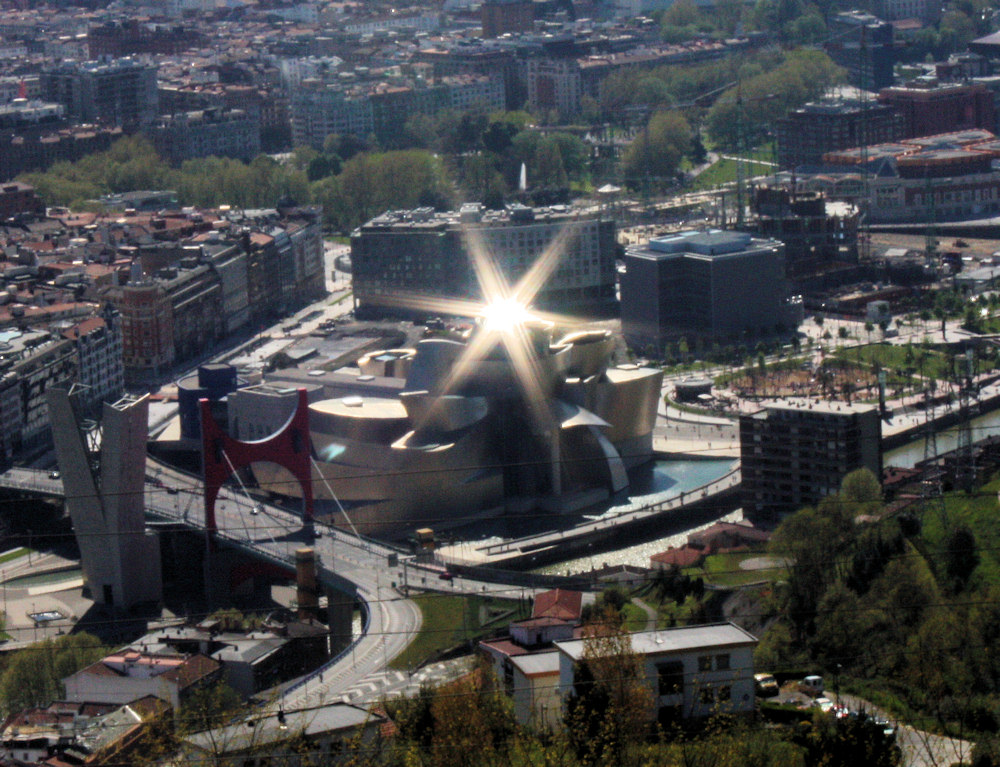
left=200, top=388, right=314, bottom=533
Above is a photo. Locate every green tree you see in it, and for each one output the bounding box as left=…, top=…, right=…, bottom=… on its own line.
left=621, top=110, right=692, bottom=191
left=942, top=525, right=980, bottom=593
left=0, top=632, right=108, bottom=715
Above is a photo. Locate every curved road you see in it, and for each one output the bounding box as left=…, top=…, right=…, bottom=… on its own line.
left=141, top=459, right=423, bottom=707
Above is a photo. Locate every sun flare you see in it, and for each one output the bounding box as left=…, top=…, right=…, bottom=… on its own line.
left=481, top=298, right=534, bottom=333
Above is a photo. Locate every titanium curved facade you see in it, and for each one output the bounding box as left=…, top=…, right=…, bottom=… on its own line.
left=231, top=324, right=662, bottom=537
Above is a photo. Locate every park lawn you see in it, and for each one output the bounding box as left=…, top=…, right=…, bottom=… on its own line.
left=684, top=550, right=787, bottom=587
left=690, top=157, right=777, bottom=191
left=829, top=343, right=954, bottom=380
left=390, top=593, right=529, bottom=671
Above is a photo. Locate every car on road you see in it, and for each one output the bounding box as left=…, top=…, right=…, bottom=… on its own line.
left=438, top=571, right=454, bottom=581
left=48, top=470, right=60, bottom=479
left=251, top=504, right=262, bottom=515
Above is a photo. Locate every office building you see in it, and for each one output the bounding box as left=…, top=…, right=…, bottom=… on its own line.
left=825, top=13, right=896, bottom=90
left=877, top=82, right=996, bottom=138
left=482, top=0, right=534, bottom=37
left=352, top=204, right=617, bottom=316
left=776, top=98, right=905, bottom=168
left=740, top=401, right=882, bottom=523
left=620, top=230, right=788, bottom=354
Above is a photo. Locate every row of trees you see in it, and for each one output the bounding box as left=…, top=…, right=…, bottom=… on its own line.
left=657, top=0, right=991, bottom=59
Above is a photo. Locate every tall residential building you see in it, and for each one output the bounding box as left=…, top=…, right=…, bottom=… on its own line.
left=481, top=0, right=534, bottom=37
left=42, top=58, right=159, bottom=132
left=149, top=108, right=261, bottom=164
left=620, top=230, right=788, bottom=354
left=740, top=402, right=882, bottom=523
left=525, top=57, right=582, bottom=119
left=63, top=308, right=125, bottom=414
left=351, top=204, right=617, bottom=317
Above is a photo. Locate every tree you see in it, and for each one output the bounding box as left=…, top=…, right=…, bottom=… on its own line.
left=564, top=607, right=652, bottom=764
left=943, top=525, right=980, bottom=593
left=621, top=110, right=691, bottom=191
left=0, top=632, right=108, bottom=715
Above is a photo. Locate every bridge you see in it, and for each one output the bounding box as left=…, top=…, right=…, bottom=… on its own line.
left=0, top=461, right=424, bottom=708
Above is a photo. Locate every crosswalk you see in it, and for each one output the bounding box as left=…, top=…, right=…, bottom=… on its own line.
left=289, top=657, right=474, bottom=708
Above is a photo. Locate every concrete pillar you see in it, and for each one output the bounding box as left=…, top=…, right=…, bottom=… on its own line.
left=295, top=547, right=319, bottom=621
left=326, top=586, right=354, bottom=656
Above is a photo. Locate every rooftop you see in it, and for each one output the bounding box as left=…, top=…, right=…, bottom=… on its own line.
left=556, top=622, right=757, bottom=660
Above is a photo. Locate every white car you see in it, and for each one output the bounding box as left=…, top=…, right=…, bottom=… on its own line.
left=813, top=697, right=835, bottom=713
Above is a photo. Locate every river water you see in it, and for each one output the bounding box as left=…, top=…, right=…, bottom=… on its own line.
left=884, top=408, right=1000, bottom=468
left=535, top=408, right=1000, bottom=574
left=534, top=457, right=738, bottom=573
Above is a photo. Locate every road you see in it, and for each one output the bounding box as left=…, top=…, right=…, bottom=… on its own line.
left=837, top=693, right=974, bottom=767
left=142, top=459, right=423, bottom=707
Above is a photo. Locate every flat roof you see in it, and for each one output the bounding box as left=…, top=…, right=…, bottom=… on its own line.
left=556, top=622, right=757, bottom=661
left=510, top=651, right=560, bottom=676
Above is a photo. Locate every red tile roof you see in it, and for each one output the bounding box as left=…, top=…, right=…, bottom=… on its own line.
left=532, top=589, right=582, bottom=621
left=650, top=546, right=703, bottom=569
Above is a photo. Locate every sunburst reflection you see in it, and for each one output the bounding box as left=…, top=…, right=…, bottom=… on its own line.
left=384, top=220, right=582, bottom=439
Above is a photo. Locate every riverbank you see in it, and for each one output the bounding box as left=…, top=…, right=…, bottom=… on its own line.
left=436, top=459, right=740, bottom=571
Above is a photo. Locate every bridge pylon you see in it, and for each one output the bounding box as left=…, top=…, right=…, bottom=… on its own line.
left=200, top=388, right=315, bottom=533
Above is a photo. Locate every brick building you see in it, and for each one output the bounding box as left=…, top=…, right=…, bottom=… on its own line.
left=878, top=82, right=997, bottom=137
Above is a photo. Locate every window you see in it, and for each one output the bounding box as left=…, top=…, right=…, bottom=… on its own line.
left=697, top=655, right=712, bottom=672
left=718, top=685, right=731, bottom=703
left=699, top=687, right=714, bottom=704
left=657, top=661, right=684, bottom=695
left=715, top=654, right=730, bottom=671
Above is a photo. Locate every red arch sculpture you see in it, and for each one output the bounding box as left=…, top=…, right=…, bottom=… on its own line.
left=200, top=388, right=314, bottom=533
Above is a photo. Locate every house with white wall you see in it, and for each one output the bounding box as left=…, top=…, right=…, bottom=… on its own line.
left=555, top=623, right=758, bottom=724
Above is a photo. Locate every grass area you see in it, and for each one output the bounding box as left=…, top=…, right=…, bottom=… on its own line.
left=683, top=550, right=787, bottom=588
left=690, top=144, right=777, bottom=191
left=390, top=593, right=530, bottom=671
left=325, top=235, right=350, bottom=244
left=829, top=343, right=956, bottom=380
left=920, top=474, right=1000, bottom=585
left=0, top=548, right=30, bottom=567
left=621, top=602, right=650, bottom=633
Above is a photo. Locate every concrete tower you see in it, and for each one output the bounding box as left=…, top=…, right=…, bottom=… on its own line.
left=47, top=387, right=162, bottom=609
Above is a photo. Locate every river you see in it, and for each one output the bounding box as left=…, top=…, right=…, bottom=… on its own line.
left=884, top=407, right=1000, bottom=468
left=536, top=407, right=1000, bottom=574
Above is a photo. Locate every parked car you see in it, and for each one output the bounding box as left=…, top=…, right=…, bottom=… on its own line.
left=754, top=673, right=779, bottom=697
left=813, top=697, right=835, bottom=713
left=800, top=675, right=824, bottom=696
